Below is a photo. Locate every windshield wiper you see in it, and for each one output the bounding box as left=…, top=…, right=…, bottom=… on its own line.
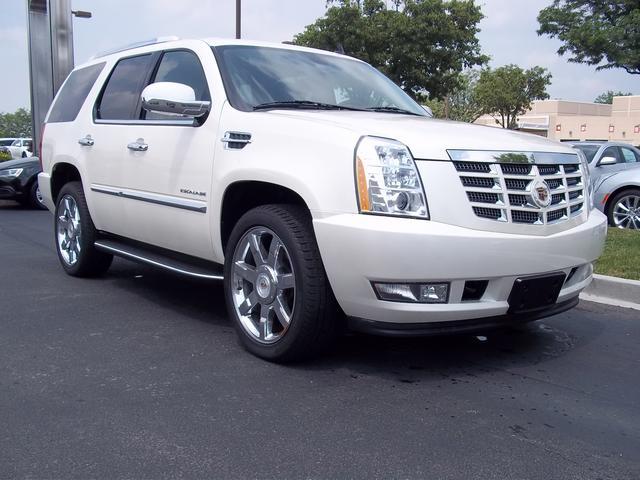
left=253, top=100, right=365, bottom=111
left=366, top=106, right=423, bottom=116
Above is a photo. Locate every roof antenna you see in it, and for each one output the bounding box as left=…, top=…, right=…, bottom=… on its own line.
left=335, top=43, right=345, bottom=55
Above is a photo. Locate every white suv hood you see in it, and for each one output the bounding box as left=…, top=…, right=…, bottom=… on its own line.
left=266, top=110, right=574, bottom=160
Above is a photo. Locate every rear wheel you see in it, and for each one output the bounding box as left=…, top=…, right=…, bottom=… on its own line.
left=224, top=204, right=339, bottom=362
left=608, top=189, right=640, bottom=229
left=55, top=182, right=113, bottom=277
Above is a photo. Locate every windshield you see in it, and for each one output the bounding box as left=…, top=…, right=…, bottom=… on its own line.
left=572, top=144, right=600, bottom=163
left=214, top=45, right=426, bottom=116
left=0, top=139, right=14, bottom=146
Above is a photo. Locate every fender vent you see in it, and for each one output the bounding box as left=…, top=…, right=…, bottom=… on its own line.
left=222, top=131, right=252, bottom=150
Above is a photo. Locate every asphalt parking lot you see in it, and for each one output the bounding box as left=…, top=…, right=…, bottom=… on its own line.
left=1, top=201, right=639, bottom=480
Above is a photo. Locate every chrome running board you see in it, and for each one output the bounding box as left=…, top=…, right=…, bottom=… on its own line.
left=94, top=238, right=223, bottom=280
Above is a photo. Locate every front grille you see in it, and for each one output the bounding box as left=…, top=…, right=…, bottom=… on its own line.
left=454, top=162, right=491, bottom=173
left=505, top=178, right=531, bottom=190
left=461, top=176, right=497, bottom=189
left=456, top=162, right=585, bottom=225
left=501, top=164, right=532, bottom=175
left=473, top=206, right=503, bottom=220
left=512, top=210, right=542, bottom=224
left=467, top=192, right=500, bottom=204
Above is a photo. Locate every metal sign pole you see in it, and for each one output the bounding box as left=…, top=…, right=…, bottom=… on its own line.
left=236, top=0, right=241, bottom=39
left=27, top=0, right=74, bottom=156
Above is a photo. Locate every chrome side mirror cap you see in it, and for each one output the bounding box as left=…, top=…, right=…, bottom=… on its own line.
left=141, top=82, right=210, bottom=118
left=598, top=156, right=617, bottom=166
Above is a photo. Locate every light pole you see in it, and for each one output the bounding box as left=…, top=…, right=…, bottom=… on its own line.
left=236, top=0, right=241, bottom=39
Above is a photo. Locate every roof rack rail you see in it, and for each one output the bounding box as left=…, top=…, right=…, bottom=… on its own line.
left=90, top=36, right=180, bottom=59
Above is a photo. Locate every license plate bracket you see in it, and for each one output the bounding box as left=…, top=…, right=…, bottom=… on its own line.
left=507, top=272, right=566, bottom=314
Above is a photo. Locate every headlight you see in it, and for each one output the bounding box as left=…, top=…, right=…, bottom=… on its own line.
left=355, top=136, right=428, bottom=218
left=0, top=168, right=23, bottom=178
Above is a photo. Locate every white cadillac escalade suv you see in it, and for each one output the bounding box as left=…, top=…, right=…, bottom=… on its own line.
left=38, top=38, right=607, bottom=361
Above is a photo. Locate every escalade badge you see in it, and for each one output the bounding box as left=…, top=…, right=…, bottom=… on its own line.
left=531, top=179, right=551, bottom=208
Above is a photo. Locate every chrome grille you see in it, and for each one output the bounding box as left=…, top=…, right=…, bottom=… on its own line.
left=456, top=162, right=585, bottom=225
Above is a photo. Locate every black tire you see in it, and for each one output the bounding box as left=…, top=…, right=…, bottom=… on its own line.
left=607, top=188, right=640, bottom=229
left=223, top=204, right=340, bottom=362
left=54, top=181, right=113, bottom=277
left=29, top=181, right=48, bottom=210
left=21, top=151, right=27, bottom=158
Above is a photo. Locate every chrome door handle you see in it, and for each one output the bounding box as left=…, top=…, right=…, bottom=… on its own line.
left=127, top=139, right=148, bottom=152
left=78, top=135, right=94, bottom=147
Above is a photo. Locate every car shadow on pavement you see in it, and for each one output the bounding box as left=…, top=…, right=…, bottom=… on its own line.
left=102, top=258, right=593, bottom=381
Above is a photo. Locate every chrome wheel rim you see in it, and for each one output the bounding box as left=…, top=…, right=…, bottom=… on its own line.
left=613, top=194, right=640, bottom=229
left=35, top=185, right=45, bottom=206
left=231, top=227, right=295, bottom=344
left=56, top=195, right=82, bottom=265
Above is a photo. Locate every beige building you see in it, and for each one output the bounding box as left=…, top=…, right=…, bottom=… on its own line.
left=475, top=95, right=640, bottom=147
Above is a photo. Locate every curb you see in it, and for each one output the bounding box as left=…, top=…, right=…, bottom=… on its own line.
left=580, top=274, right=640, bottom=311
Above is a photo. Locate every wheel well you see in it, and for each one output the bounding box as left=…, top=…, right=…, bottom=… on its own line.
left=604, top=185, right=640, bottom=215
left=220, top=181, right=309, bottom=251
left=51, top=163, right=81, bottom=203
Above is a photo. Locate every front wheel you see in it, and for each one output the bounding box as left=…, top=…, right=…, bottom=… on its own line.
left=55, top=182, right=113, bottom=277
left=30, top=181, right=48, bottom=210
left=223, top=204, right=339, bottom=362
left=608, top=188, right=640, bottom=229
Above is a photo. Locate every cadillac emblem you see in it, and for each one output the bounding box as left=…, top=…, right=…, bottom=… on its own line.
left=531, top=179, right=552, bottom=208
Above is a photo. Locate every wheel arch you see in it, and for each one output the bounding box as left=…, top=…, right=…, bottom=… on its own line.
left=50, top=162, right=82, bottom=203
left=219, top=180, right=311, bottom=253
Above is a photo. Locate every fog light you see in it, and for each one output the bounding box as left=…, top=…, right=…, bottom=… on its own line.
left=373, top=282, right=449, bottom=303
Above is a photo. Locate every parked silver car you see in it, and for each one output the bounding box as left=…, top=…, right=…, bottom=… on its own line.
left=570, top=141, right=640, bottom=229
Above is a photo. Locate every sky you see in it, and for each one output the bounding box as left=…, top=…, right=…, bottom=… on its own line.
left=0, top=0, right=637, bottom=113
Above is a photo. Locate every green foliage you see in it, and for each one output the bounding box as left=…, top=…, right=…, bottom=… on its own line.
left=474, top=65, right=552, bottom=129
left=594, top=90, right=634, bottom=104
left=422, top=70, right=483, bottom=122
left=0, top=150, right=12, bottom=162
left=595, top=228, right=640, bottom=280
left=538, top=1, right=640, bottom=75
left=295, top=0, right=488, bottom=99
left=0, top=108, right=32, bottom=138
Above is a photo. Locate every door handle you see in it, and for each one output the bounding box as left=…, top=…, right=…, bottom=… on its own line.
left=127, top=139, right=148, bottom=152
left=78, top=135, right=94, bottom=147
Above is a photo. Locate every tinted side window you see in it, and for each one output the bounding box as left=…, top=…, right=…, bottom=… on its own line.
left=620, top=147, right=639, bottom=163
left=144, top=50, right=210, bottom=120
left=97, top=55, right=153, bottom=120
left=48, top=63, right=105, bottom=123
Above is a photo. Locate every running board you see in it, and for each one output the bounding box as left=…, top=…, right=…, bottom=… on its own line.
left=94, top=239, right=224, bottom=280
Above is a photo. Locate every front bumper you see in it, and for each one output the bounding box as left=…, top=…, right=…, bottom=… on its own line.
left=313, top=210, right=607, bottom=327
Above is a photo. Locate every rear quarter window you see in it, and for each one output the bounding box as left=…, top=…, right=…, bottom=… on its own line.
left=48, top=62, right=105, bottom=123
left=96, top=54, right=154, bottom=120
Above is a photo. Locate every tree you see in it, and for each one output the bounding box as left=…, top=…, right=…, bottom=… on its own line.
left=0, top=108, right=32, bottom=137
left=475, top=65, right=552, bottom=129
left=295, top=0, right=488, bottom=100
left=594, top=90, right=634, bottom=104
left=538, top=1, right=640, bottom=75
left=422, top=70, right=483, bottom=122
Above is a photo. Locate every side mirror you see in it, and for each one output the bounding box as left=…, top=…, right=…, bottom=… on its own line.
left=598, top=156, right=617, bottom=166
left=141, top=82, right=210, bottom=118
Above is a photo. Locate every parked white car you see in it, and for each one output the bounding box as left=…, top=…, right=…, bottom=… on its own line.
left=3, top=138, right=34, bottom=159
left=38, top=38, right=607, bottom=361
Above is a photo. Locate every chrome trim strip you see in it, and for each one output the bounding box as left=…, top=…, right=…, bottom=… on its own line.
left=94, top=119, right=195, bottom=126
left=447, top=150, right=580, bottom=165
left=91, top=184, right=207, bottom=213
left=94, top=242, right=223, bottom=280
left=221, top=131, right=252, bottom=149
